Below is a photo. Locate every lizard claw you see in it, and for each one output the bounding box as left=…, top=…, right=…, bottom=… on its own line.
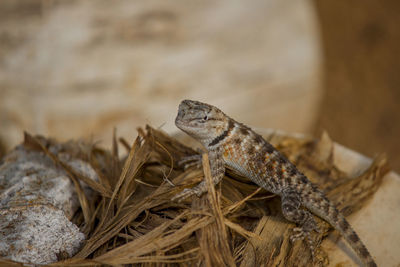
left=290, top=227, right=317, bottom=258
left=290, top=227, right=307, bottom=243
left=172, top=188, right=197, bottom=202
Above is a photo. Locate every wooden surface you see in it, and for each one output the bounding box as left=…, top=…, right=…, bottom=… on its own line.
left=324, top=144, right=400, bottom=267
left=313, top=0, right=400, bottom=172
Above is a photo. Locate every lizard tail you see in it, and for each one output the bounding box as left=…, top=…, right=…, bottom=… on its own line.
left=305, top=195, right=377, bottom=267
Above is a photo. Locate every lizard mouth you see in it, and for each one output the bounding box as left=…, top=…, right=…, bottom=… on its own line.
left=175, top=99, right=208, bottom=131
left=175, top=110, right=190, bottom=132
left=174, top=115, right=184, bottom=129
left=175, top=103, right=185, bottom=127
left=175, top=100, right=194, bottom=128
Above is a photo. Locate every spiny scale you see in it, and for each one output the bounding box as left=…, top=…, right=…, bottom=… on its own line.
left=174, top=99, right=376, bottom=267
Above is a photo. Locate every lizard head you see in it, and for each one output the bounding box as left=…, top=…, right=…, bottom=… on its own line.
left=175, top=100, right=229, bottom=146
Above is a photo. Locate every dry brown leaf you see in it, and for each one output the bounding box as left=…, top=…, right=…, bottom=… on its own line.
left=1, top=127, right=389, bottom=266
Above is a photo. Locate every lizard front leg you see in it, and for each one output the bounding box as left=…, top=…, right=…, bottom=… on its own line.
left=172, top=148, right=225, bottom=202
left=178, top=149, right=203, bottom=170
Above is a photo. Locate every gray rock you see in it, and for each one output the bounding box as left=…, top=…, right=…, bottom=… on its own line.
left=0, top=144, right=97, bottom=264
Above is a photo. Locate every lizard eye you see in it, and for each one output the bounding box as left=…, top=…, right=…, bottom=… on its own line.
left=203, top=115, right=208, bottom=121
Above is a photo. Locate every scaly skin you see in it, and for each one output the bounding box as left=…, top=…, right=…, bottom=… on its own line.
left=173, top=99, right=377, bottom=267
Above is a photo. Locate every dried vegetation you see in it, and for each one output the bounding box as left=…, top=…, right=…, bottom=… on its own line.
left=0, top=126, right=389, bottom=266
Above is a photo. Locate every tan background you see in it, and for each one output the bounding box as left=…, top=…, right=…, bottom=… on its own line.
left=0, top=0, right=321, bottom=151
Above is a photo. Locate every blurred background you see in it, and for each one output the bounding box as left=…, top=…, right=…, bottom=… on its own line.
left=0, top=0, right=399, bottom=172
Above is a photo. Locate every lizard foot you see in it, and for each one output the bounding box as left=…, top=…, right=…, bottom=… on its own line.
left=290, top=227, right=319, bottom=259
left=172, top=187, right=201, bottom=202
left=290, top=227, right=310, bottom=242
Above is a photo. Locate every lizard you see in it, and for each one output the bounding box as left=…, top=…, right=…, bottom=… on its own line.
left=172, top=99, right=377, bottom=267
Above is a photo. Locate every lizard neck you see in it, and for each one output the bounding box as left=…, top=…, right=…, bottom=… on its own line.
left=205, top=119, right=235, bottom=150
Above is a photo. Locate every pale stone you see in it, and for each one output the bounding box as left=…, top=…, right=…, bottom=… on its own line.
left=0, top=144, right=98, bottom=264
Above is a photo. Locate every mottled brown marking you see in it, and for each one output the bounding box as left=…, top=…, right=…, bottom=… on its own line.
left=284, top=195, right=298, bottom=204
left=256, top=159, right=265, bottom=171
left=359, top=246, right=370, bottom=258
left=299, top=175, right=308, bottom=184
left=349, top=233, right=359, bottom=243
left=208, top=119, right=234, bottom=146
left=298, top=212, right=305, bottom=222
left=233, top=137, right=241, bottom=145
left=277, top=155, right=286, bottom=164
left=239, top=127, right=249, bottom=135
left=331, top=208, right=339, bottom=222
left=247, top=145, right=255, bottom=155
left=266, top=163, right=274, bottom=174
left=276, top=167, right=283, bottom=177
left=339, top=219, right=350, bottom=232
left=288, top=166, right=297, bottom=176
left=254, top=134, right=264, bottom=145
left=323, top=203, right=330, bottom=214
left=265, top=144, right=274, bottom=154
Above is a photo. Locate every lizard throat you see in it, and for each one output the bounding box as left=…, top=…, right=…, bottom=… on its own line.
left=208, top=119, right=235, bottom=147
